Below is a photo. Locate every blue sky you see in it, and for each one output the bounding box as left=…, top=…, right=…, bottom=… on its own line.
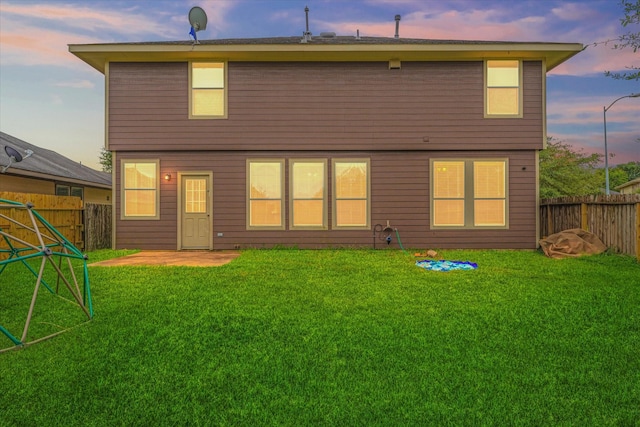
left=1, top=0, right=638, bottom=170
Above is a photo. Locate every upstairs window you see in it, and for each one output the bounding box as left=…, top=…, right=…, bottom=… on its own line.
left=486, top=60, right=521, bottom=117
left=190, top=62, right=226, bottom=118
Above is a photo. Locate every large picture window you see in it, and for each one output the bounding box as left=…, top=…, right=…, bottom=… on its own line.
left=247, top=160, right=285, bottom=229
left=431, top=159, right=507, bottom=228
left=290, top=160, right=327, bottom=229
left=121, top=160, right=159, bottom=220
left=190, top=62, right=226, bottom=118
left=486, top=60, right=521, bottom=117
left=246, top=158, right=371, bottom=230
left=333, top=159, right=370, bottom=229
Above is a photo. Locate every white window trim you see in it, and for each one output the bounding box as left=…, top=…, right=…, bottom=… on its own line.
left=484, top=59, right=523, bottom=118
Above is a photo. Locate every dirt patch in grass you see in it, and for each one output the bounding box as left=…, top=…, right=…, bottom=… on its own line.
left=89, top=250, right=240, bottom=267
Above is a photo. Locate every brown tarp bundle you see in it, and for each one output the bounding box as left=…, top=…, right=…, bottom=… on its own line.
left=539, top=228, right=607, bottom=259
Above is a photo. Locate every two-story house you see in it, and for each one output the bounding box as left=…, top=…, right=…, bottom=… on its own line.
left=69, top=35, right=581, bottom=250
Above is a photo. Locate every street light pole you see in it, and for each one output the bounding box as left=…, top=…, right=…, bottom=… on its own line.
left=603, top=93, right=640, bottom=195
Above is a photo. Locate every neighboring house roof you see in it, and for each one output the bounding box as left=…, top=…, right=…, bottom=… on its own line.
left=615, top=177, right=640, bottom=191
left=0, top=131, right=111, bottom=189
left=69, top=35, right=583, bottom=74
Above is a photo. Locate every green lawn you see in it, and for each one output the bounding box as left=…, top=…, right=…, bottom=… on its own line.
left=1, top=249, right=639, bottom=426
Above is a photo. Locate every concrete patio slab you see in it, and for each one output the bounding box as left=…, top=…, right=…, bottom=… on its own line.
left=89, top=251, right=241, bottom=267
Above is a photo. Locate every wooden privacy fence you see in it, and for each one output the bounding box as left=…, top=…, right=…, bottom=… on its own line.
left=0, top=192, right=83, bottom=255
left=540, top=195, right=640, bottom=260
left=0, top=192, right=112, bottom=254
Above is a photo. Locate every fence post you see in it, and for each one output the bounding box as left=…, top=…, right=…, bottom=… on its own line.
left=636, top=203, right=640, bottom=262
left=581, top=203, right=588, bottom=231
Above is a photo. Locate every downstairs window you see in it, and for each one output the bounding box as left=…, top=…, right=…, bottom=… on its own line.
left=247, top=160, right=285, bottom=229
left=121, top=160, right=160, bottom=220
left=431, top=159, right=508, bottom=228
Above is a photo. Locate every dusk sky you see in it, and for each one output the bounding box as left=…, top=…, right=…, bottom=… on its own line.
left=1, top=0, right=638, bottom=171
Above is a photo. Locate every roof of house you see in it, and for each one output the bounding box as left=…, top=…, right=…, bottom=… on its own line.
left=69, top=35, right=583, bottom=74
left=0, top=132, right=111, bottom=188
left=615, top=177, right=640, bottom=190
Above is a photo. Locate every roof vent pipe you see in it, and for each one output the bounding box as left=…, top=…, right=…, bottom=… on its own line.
left=305, top=6, right=310, bottom=33
left=394, top=14, right=401, bottom=38
left=301, top=6, right=312, bottom=43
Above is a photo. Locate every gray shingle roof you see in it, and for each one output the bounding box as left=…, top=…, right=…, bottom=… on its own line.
left=1, top=132, right=111, bottom=187
left=79, top=35, right=573, bottom=47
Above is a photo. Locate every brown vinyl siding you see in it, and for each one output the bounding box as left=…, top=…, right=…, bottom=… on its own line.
left=110, top=59, right=542, bottom=250
left=114, top=150, right=537, bottom=250
left=108, top=61, right=543, bottom=152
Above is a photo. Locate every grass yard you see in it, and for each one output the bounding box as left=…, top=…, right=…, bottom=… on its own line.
left=1, top=248, right=639, bottom=426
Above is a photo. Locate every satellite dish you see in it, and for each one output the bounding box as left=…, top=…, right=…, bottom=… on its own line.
left=189, top=6, right=207, bottom=44
left=5, top=146, right=23, bottom=163
left=2, top=145, right=33, bottom=173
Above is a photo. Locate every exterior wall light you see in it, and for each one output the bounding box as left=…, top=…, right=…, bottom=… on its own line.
left=164, top=173, right=171, bottom=181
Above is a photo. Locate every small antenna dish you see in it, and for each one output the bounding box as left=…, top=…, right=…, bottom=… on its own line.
left=189, top=6, right=208, bottom=44
left=5, top=146, right=23, bottom=163
left=2, top=145, right=33, bottom=173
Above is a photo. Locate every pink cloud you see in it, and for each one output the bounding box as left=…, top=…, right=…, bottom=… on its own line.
left=0, top=1, right=236, bottom=68
left=548, top=96, right=640, bottom=165
left=552, top=43, right=639, bottom=76
left=0, top=3, right=170, bottom=36
left=548, top=96, right=640, bottom=125
left=323, top=3, right=634, bottom=77
left=324, top=7, right=546, bottom=42
left=0, top=22, right=99, bottom=67
left=552, top=130, right=640, bottom=165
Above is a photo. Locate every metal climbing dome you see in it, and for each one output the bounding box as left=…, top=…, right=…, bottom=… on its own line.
left=0, top=198, right=93, bottom=352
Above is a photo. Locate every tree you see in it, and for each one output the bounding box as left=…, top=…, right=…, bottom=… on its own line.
left=539, top=138, right=603, bottom=198
left=598, top=161, right=640, bottom=189
left=615, top=161, right=640, bottom=180
left=595, top=166, right=629, bottom=190
left=605, top=0, right=640, bottom=81
left=99, top=147, right=112, bottom=173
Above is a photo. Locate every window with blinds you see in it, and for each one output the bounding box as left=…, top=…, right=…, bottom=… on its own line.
left=122, top=160, right=160, bottom=219
left=290, top=160, right=327, bottom=229
left=190, top=62, right=226, bottom=118
left=431, top=159, right=508, bottom=228
left=245, top=158, right=371, bottom=231
left=486, top=60, right=521, bottom=117
left=333, top=159, right=370, bottom=229
left=432, top=161, right=465, bottom=227
left=247, top=160, right=284, bottom=229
